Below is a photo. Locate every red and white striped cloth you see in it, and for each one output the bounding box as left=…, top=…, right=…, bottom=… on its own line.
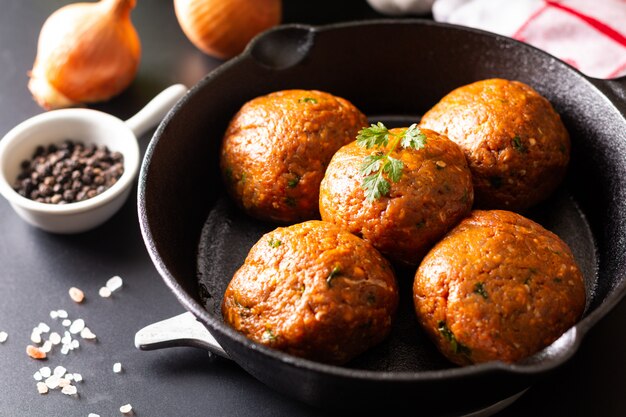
left=432, top=0, right=626, bottom=79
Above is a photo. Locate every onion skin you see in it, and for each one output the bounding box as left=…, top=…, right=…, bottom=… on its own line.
left=28, top=0, right=141, bottom=109
left=174, top=0, right=282, bottom=60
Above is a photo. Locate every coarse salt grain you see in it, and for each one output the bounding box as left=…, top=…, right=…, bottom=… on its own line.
left=80, top=327, right=96, bottom=340
left=106, top=276, right=123, bottom=292
left=53, top=365, right=67, bottom=377
left=45, top=375, right=60, bottom=389
left=29, top=278, right=131, bottom=403
left=40, top=341, right=52, bottom=353
left=69, top=319, right=85, bottom=334
left=69, top=287, right=85, bottom=303
left=36, top=382, right=48, bottom=394
left=30, top=330, right=42, bottom=344
left=0, top=331, right=7, bottom=343
left=26, top=345, right=46, bottom=360
left=98, top=287, right=111, bottom=298
left=40, top=366, right=51, bottom=378
left=119, top=404, right=133, bottom=414
left=49, top=332, right=61, bottom=345
left=61, top=384, right=77, bottom=395
left=88, top=414, right=100, bottom=417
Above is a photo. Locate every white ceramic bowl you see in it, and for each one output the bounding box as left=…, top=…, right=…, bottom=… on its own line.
left=0, top=84, right=187, bottom=234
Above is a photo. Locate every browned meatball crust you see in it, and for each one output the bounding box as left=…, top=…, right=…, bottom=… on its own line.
left=220, top=90, right=368, bottom=223
left=319, top=127, right=473, bottom=266
left=222, top=220, right=399, bottom=365
left=413, top=210, right=585, bottom=366
left=420, top=78, right=570, bottom=211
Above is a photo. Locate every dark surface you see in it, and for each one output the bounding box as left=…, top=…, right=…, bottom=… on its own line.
left=1, top=1, right=625, bottom=416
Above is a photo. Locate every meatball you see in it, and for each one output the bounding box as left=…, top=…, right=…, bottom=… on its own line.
left=319, top=127, right=473, bottom=266
left=222, top=220, right=399, bottom=365
left=420, top=78, right=570, bottom=211
left=413, top=210, right=585, bottom=366
left=220, top=90, right=368, bottom=223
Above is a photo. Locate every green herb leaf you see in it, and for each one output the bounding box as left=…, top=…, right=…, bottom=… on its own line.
left=474, top=282, right=488, bottom=299
left=438, top=321, right=471, bottom=356
left=383, top=156, right=403, bottom=182
left=362, top=171, right=391, bottom=202
left=268, top=238, right=282, bottom=248
left=326, top=266, right=342, bottom=287
left=299, top=97, right=318, bottom=104
left=438, top=321, right=454, bottom=342
left=263, top=328, right=277, bottom=343
left=357, top=122, right=390, bottom=149
left=287, top=174, right=300, bottom=188
left=358, top=122, right=428, bottom=201
left=401, top=124, right=428, bottom=149
left=512, top=136, right=527, bottom=153
left=284, top=197, right=297, bottom=207
left=359, top=153, right=385, bottom=177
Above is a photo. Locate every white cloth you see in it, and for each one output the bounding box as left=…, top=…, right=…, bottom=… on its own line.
left=366, top=0, right=436, bottom=15
left=432, top=0, right=626, bottom=79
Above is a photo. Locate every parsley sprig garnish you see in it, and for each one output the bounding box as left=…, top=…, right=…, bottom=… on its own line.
left=357, top=122, right=427, bottom=201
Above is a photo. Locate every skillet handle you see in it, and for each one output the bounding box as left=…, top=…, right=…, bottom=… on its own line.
left=134, top=312, right=230, bottom=359
left=247, top=24, right=315, bottom=70
left=125, top=84, right=188, bottom=138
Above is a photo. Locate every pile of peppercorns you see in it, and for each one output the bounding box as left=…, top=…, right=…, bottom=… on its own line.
left=13, top=140, right=124, bottom=204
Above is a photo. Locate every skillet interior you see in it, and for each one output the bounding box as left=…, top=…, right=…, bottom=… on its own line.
left=139, top=20, right=626, bottom=413
left=196, top=115, right=599, bottom=373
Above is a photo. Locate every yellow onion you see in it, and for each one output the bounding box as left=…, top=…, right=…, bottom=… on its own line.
left=28, top=0, right=141, bottom=110
left=174, top=0, right=281, bottom=60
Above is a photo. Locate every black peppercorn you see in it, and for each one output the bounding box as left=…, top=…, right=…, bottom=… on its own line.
left=13, top=140, right=124, bottom=204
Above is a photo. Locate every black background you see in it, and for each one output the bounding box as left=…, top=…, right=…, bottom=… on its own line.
left=0, top=1, right=625, bottom=416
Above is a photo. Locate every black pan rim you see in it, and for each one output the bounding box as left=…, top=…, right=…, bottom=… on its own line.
left=138, top=19, right=626, bottom=382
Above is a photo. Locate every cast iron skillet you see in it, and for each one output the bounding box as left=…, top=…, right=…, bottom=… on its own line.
left=135, top=20, right=626, bottom=416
